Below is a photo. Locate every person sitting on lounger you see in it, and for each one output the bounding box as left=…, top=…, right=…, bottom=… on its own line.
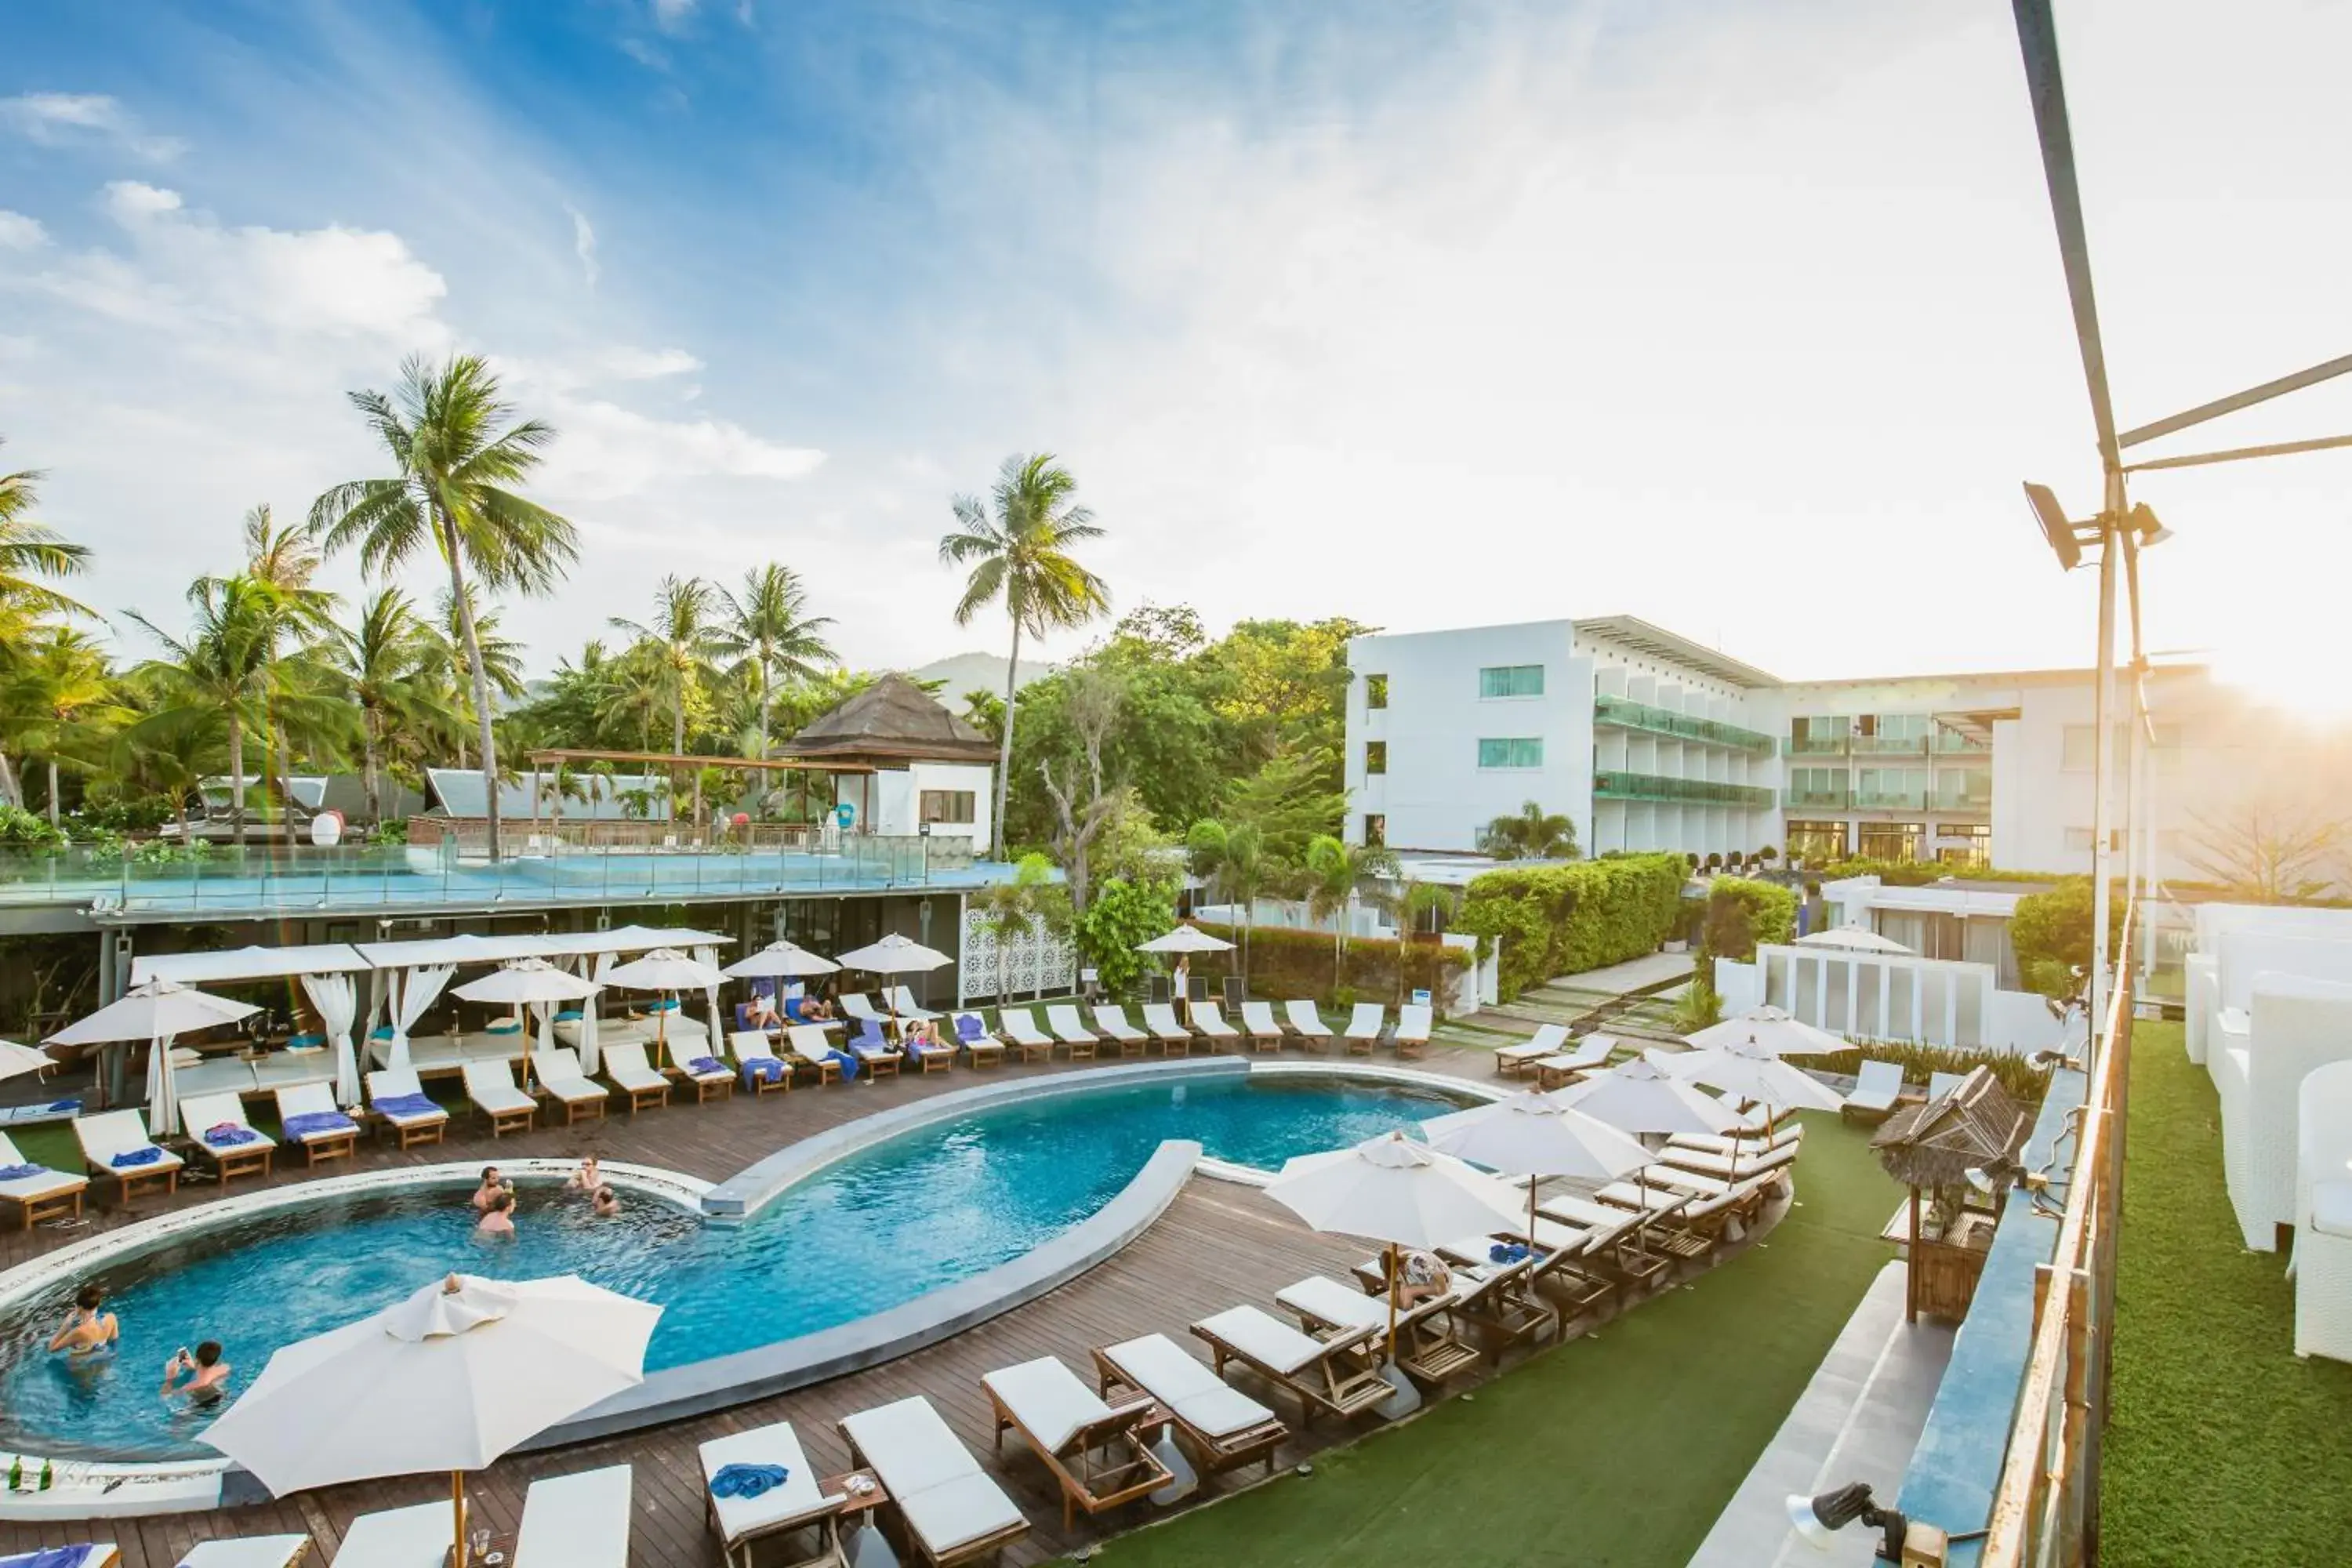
left=800, top=996, right=833, bottom=1023
left=160, top=1341, right=230, bottom=1406
left=902, top=1018, right=939, bottom=1058
left=473, top=1167, right=513, bottom=1212
left=477, top=1189, right=517, bottom=1236
left=1397, top=1249, right=1452, bottom=1307
left=593, top=1185, right=621, bottom=1218
left=746, top=991, right=782, bottom=1029
left=568, top=1155, right=601, bottom=1193
left=49, top=1285, right=118, bottom=1357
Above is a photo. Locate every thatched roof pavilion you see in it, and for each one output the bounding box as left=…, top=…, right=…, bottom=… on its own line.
left=788, top=674, right=998, bottom=765
left=1870, top=1066, right=2032, bottom=1190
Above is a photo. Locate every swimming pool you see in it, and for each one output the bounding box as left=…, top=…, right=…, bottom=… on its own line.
left=0, top=1073, right=1472, bottom=1459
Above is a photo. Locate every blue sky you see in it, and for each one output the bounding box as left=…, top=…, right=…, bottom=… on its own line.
left=5, top=0, right=2352, bottom=706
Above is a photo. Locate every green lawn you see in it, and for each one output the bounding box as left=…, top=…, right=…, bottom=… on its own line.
left=1080, top=1113, right=1900, bottom=1568
left=2101, top=1022, right=2352, bottom=1564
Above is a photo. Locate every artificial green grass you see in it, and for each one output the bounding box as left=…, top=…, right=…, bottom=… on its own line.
left=1082, top=1113, right=1901, bottom=1568
left=2101, top=1022, right=2352, bottom=1565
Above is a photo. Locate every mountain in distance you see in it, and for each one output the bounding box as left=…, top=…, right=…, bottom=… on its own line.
left=898, top=650, right=1054, bottom=707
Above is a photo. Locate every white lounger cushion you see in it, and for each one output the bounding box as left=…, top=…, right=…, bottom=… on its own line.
left=2, top=1548, right=114, bottom=1568
left=996, top=1008, right=1052, bottom=1047
left=1396, top=1004, right=1432, bottom=1040
left=1102, top=1334, right=1276, bottom=1439
left=176, top=1536, right=308, bottom=1567
left=1140, top=1004, right=1190, bottom=1038
left=984, top=1357, right=1115, bottom=1455
left=75, top=1110, right=181, bottom=1174
left=1189, top=1003, right=1239, bottom=1036
left=840, top=1397, right=1025, bottom=1555
left=1092, top=1006, right=1148, bottom=1041
left=1193, top=1304, right=1334, bottom=1376
left=275, top=1083, right=356, bottom=1138
left=1283, top=1000, right=1331, bottom=1036
left=887, top=987, right=939, bottom=1020
left=333, top=1500, right=452, bottom=1566
left=601, top=1043, right=666, bottom=1092
left=1344, top=1004, right=1385, bottom=1039
left=365, top=1069, right=448, bottom=1125
left=700, top=1421, right=832, bottom=1548
left=514, top=1464, right=630, bottom=1568
left=730, top=1029, right=784, bottom=1065
left=535, top=1049, right=604, bottom=1102
left=0, top=1131, right=82, bottom=1205
left=1045, top=1006, right=1097, bottom=1042
left=1240, top=1001, right=1282, bottom=1036
left=1499, top=1025, right=1566, bottom=1062
left=180, top=1093, right=274, bottom=1152
left=461, top=1062, right=535, bottom=1114
left=1847, top=1060, right=1904, bottom=1111
left=1275, top=1275, right=1389, bottom=1333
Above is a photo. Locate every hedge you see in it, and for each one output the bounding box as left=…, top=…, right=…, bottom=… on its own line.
left=1813, top=1041, right=2051, bottom=1105
left=1801, top=858, right=2073, bottom=888
left=1705, top=875, right=1796, bottom=953
left=1454, top=852, right=1686, bottom=1001
left=1191, top=921, right=1469, bottom=1011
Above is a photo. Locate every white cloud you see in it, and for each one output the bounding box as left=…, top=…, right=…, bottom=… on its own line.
left=0, top=212, right=45, bottom=251
left=652, top=0, right=697, bottom=31
left=597, top=346, right=702, bottom=379
left=2, top=93, right=185, bottom=160
left=533, top=395, right=823, bottom=501
left=565, top=203, right=598, bottom=289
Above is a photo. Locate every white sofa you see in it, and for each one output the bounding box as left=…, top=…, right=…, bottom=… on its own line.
left=2205, top=931, right=2352, bottom=1091
left=2186, top=903, right=2352, bottom=1065
left=2220, top=974, right=2352, bottom=1252
left=2295, top=1059, right=2352, bottom=1362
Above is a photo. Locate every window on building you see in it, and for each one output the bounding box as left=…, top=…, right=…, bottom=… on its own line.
left=1476, top=737, right=1544, bottom=769
left=1478, top=664, right=1545, bottom=699
left=1363, top=813, right=1386, bottom=848
left=1364, top=740, right=1387, bottom=775
left=919, top=789, right=977, bottom=826
left=1858, top=822, right=1927, bottom=862
left=1784, top=819, right=1849, bottom=863
left=1935, top=823, right=1991, bottom=868
left=1789, top=715, right=1850, bottom=751
left=1365, top=673, right=1388, bottom=710
left=1788, top=768, right=1849, bottom=804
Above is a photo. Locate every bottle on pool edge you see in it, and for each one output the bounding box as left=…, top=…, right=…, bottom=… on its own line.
left=5, top=1455, right=19, bottom=1492
left=38, top=1458, right=52, bottom=1491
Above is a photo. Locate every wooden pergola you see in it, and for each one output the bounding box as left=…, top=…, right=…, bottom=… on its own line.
left=521, top=748, right=874, bottom=832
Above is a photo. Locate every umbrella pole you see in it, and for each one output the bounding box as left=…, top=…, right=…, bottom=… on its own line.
left=1527, top=1182, right=1539, bottom=1250
left=1386, top=1241, right=1400, bottom=1363
left=451, top=1469, right=466, bottom=1563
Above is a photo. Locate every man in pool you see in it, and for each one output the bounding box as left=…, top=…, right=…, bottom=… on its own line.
left=472, top=1167, right=512, bottom=1211
left=48, top=1284, right=118, bottom=1357
left=592, top=1185, right=621, bottom=1218
left=476, top=1189, right=517, bottom=1236
left=159, top=1341, right=230, bottom=1406
left=567, top=1155, right=601, bottom=1193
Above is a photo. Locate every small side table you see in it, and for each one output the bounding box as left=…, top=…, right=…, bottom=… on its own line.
left=448, top=1530, right=514, bottom=1568
left=823, top=1468, right=889, bottom=1523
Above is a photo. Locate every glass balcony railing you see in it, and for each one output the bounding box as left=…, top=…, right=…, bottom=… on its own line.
left=1592, top=696, right=1776, bottom=756
left=1848, top=735, right=1933, bottom=756
left=1783, top=735, right=1849, bottom=757
left=1932, top=787, right=1994, bottom=812
left=1592, top=771, right=1776, bottom=809
left=1933, top=731, right=1993, bottom=755
left=1782, top=786, right=1852, bottom=810
left=1851, top=787, right=1929, bottom=810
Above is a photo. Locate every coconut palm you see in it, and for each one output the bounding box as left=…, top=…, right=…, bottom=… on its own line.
left=427, top=584, right=526, bottom=768
left=710, top=564, right=835, bottom=755
left=217, top=504, right=340, bottom=812
left=1479, top=800, right=1579, bottom=861
left=0, top=438, right=94, bottom=650
left=1185, top=818, right=1266, bottom=988
left=1305, top=833, right=1398, bottom=988
left=326, top=587, right=438, bottom=823
left=610, top=575, right=720, bottom=757
left=2, top=628, right=120, bottom=826
left=309, top=353, right=577, bottom=858
left=939, top=453, right=1111, bottom=856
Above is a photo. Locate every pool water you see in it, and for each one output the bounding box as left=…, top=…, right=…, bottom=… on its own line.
left=0, top=1075, right=1469, bottom=1459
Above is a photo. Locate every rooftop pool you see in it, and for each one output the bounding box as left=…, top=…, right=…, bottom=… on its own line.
left=0, top=1073, right=1473, bottom=1460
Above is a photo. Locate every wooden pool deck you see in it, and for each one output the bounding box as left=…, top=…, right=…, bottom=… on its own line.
left=0, top=1041, right=1772, bottom=1567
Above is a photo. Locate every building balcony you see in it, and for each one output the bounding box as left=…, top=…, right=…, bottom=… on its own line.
left=1851, top=787, right=1929, bottom=811
left=1592, top=695, right=1776, bottom=756
left=1783, top=735, right=1849, bottom=757
left=1931, top=788, right=1993, bottom=812
left=1848, top=735, right=1933, bottom=757
left=1592, top=771, right=1776, bottom=809
left=1782, top=787, right=1852, bottom=811
left=1933, top=732, right=1992, bottom=756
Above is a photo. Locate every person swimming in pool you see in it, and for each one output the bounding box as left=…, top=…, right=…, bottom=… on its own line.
left=472, top=1167, right=512, bottom=1212
left=48, top=1284, right=118, bottom=1357
left=592, top=1185, right=621, bottom=1218
left=476, top=1189, right=517, bottom=1236
left=159, top=1341, right=230, bottom=1406
left=567, top=1155, right=601, bottom=1193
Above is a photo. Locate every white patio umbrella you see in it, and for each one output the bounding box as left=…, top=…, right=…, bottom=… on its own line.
left=202, top=1272, right=659, bottom=1555
left=833, top=934, right=953, bottom=1037
left=1652, top=1042, right=1847, bottom=1119
left=720, top=939, right=840, bottom=979
left=1552, top=1055, right=1748, bottom=1138
left=599, top=948, right=726, bottom=1049
left=0, top=1040, right=58, bottom=1086
left=1134, top=926, right=1236, bottom=954
left=451, top=959, right=603, bottom=1087
left=1421, top=1090, right=1653, bottom=1245
left=1685, top=1005, right=1849, bottom=1058
left=1265, top=1130, right=1526, bottom=1414
left=1794, top=924, right=1915, bottom=955
left=47, top=978, right=260, bottom=1136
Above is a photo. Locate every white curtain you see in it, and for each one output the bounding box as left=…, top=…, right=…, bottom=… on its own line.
left=582, top=953, right=615, bottom=1073
left=695, top=944, right=725, bottom=1057
left=362, top=969, right=387, bottom=1042
left=300, top=972, right=361, bottom=1107
left=389, top=964, right=455, bottom=1076
left=146, top=1031, right=179, bottom=1135
left=528, top=1001, right=555, bottom=1090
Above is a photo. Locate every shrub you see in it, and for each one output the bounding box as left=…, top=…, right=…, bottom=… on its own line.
left=0, top=807, right=67, bottom=852
left=1072, top=877, right=1179, bottom=994
left=1704, top=875, right=1795, bottom=953
left=1813, top=1041, right=2051, bottom=1104
left=2010, top=877, right=2125, bottom=1000
left=1454, top=852, right=1686, bottom=1000
left=1808, top=857, right=2074, bottom=887
left=1191, top=920, right=1468, bottom=1011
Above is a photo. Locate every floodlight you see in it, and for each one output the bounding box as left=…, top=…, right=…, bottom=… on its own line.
left=2027, top=1047, right=2085, bottom=1073
left=2023, top=481, right=2082, bottom=570
left=1785, top=1482, right=1911, bottom=1561
left=2127, top=502, right=2174, bottom=547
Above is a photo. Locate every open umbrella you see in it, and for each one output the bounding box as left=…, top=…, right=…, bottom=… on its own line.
left=0, top=1040, right=59, bottom=1086
left=1552, top=1055, right=1748, bottom=1138
left=600, top=948, right=726, bottom=1049
left=202, top=1272, right=659, bottom=1555
left=1264, top=1131, right=1526, bottom=1415
left=1134, top=926, right=1236, bottom=954
left=720, top=939, right=840, bottom=979
left=1793, top=925, right=1915, bottom=955
left=1421, top=1090, right=1653, bottom=1246
left=1652, top=1041, right=1846, bottom=1116
left=47, top=978, right=260, bottom=1135
left=451, top=959, right=602, bottom=1088
left=833, top=934, right=953, bottom=1040
left=1685, top=1005, right=1849, bottom=1058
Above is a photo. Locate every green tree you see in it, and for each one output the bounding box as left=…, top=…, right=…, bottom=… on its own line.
left=1187, top=818, right=1268, bottom=988
left=310, top=353, right=578, bottom=859
left=1305, top=833, right=1397, bottom=987
left=429, top=585, right=526, bottom=769
left=612, top=575, right=720, bottom=758
left=979, top=852, right=1062, bottom=1001
left=2, top=627, right=120, bottom=826
left=1223, top=748, right=1345, bottom=869
left=1393, top=879, right=1459, bottom=1007
left=326, top=587, right=439, bottom=822
left=1479, top=800, right=1579, bottom=861
left=939, top=452, right=1112, bottom=858
left=1073, top=876, right=1178, bottom=994
left=710, top=564, right=836, bottom=755
left=0, top=437, right=94, bottom=651
left=2011, top=877, right=2126, bottom=1000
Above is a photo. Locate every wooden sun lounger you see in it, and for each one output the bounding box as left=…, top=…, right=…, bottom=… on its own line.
left=729, top=1029, right=794, bottom=1095
left=1189, top=1304, right=1392, bottom=1424
left=1495, top=1023, right=1566, bottom=1076
left=700, top=1421, right=848, bottom=1568
left=1091, top=1005, right=1150, bottom=1051
left=1534, top=1033, right=1618, bottom=1090
left=1189, top=1001, right=1243, bottom=1049
left=1668, top=1120, right=1805, bottom=1158
left=984, top=1355, right=1172, bottom=1530
left=1283, top=999, right=1334, bottom=1051
left=174, top=1534, right=307, bottom=1566
left=887, top=986, right=941, bottom=1022
left=75, top=1110, right=182, bottom=1202
left=334, top=1501, right=453, bottom=1568
left=996, top=1008, right=1054, bottom=1063
left=1238, top=1000, right=1286, bottom=1051
left=950, top=1013, right=1007, bottom=1067
left=366, top=1066, right=450, bottom=1148
left=1139, top=1003, right=1195, bottom=1054
left=1044, top=1005, right=1102, bottom=1060
left=1394, top=1003, right=1433, bottom=1059
left=666, top=1033, right=737, bottom=1101
left=1341, top=1003, right=1386, bottom=1056
left=600, top=1041, right=672, bottom=1112
left=1274, top=1273, right=1481, bottom=1386
left=534, top=1048, right=611, bottom=1124
left=178, top=1091, right=275, bottom=1187
left=461, top=1061, right=539, bottom=1137
left=1660, top=1139, right=1801, bottom=1181
left=0, top=1130, right=85, bottom=1229
left=838, top=1396, right=1030, bottom=1568
left=1092, top=1334, right=1288, bottom=1478
left=844, top=1027, right=902, bottom=1082
left=514, top=1464, right=631, bottom=1568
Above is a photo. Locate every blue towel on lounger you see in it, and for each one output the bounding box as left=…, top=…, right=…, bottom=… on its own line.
left=281, top=1111, right=355, bottom=1141
left=374, top=1094, right=440, bottom=1119
left=826, top=1047, right=860, bottom=1083
left=709, top=1462, right=789, bottom=1500
left=687, top=1055, right=726, bottom=1076
left=109, top=1146, right=164, bottom=1169
left=202, top=1123, right=260, bottom=1147
left=955, top=1014, right=986, bottom=1043
left=0, top=1163, right=45, bottom=1181
left=1488, top=1242, right=1532, bottom=1265
left=7, top=1548, right=99, bottom=1568
left=740, top=1058, right=784, bottom=1089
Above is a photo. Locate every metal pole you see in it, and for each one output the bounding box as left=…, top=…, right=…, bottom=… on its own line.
left=2088, top=498, right=2119, bottom=1039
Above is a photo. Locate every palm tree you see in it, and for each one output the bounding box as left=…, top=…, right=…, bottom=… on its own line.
left=327, top=587, right=437, bottom=823
left=610, top=575, right=720, bottom=758
left=939, top=453, right=1111, bottom=857
left=220, top=503, right=339, bottom=811
left=710, top=564, right=835, bottom=755
left=309, top=354, right=578, bottom=859
left=1186, top=818, right=1266, bottom=989
left=1305, top=834, right=1398, bottom=989
left=428, top=585, right=526, bottom=768
left=0, top=438, right=94, bottom=652
left=1392, top=877, right=1459, bottom=1008
left=3, top=628, right=118, bottom=826
left=1479, top=800, right=1579, bottom=861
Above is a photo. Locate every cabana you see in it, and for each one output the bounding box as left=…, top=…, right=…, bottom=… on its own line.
left=1871, top=1067, right=2030, bottom=1323
left=129, top=944, right=372, bottom=1108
